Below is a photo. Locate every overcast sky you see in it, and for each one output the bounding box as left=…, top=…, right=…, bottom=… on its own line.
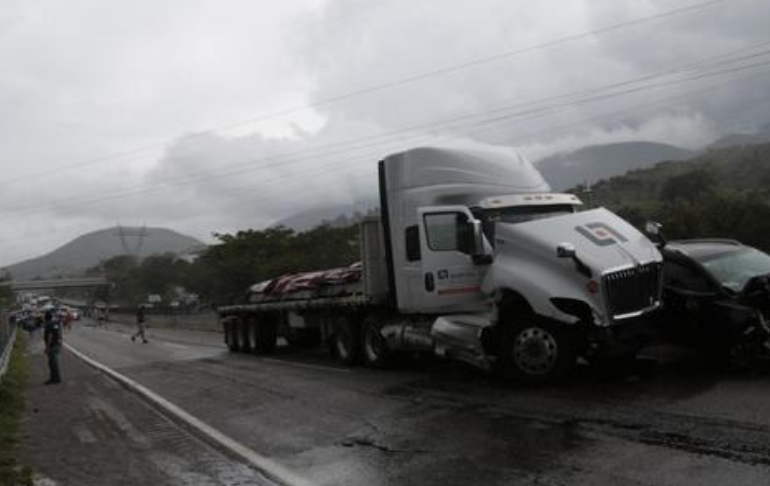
left=1, top=0, right=769, bottom=267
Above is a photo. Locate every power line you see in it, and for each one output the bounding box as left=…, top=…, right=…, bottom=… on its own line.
left=5, top=42, right=766, bottom=216
left=0, top=0, right=739, bottom=186
left=1, top=69, right=768, bottom=253
left=3, top=63, right=769, bottom=224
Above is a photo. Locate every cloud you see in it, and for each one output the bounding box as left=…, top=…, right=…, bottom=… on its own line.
left=2, top=0, right=770, bottom=266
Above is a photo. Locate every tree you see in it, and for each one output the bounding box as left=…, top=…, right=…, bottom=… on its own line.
left=659, top=169, right=715, bottom=204
left=185, top=223, right=361, bottom=305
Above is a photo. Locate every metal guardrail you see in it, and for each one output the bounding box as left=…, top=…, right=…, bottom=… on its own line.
left=0, top=309, right=17, bottom=382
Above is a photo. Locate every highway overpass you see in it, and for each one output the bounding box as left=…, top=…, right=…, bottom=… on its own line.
left=2, top=277, right=110, bottom=291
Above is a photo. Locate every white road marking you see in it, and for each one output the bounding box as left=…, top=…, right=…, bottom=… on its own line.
left=259, top=358, right=351, bottom=374
left=65, top=343, right=315, bottom=486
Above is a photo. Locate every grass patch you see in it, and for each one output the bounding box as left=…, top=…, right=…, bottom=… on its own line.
left=0, top=334, right=33, bottom=486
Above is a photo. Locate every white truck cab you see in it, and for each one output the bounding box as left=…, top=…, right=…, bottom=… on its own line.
left=220, top=143, right=663, bottom=383
left=378, top=145, right=662, bottom=380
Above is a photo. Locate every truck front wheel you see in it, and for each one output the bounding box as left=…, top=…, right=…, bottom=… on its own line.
left=499, top=320, right=576, bottom=383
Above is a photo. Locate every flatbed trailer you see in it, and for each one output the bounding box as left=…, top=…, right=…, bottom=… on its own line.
left=218, top=145, right=663, bottom=382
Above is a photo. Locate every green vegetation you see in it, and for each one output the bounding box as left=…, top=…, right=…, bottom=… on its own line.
left=188, top=224, right=360, bottom=305
left=90, top=223, right=361, bottom=306
left=0, top=274, right=13, bottom=308
left=0, top=336, right=32, bottom=486
left=581, top=143, right=770, bottom=252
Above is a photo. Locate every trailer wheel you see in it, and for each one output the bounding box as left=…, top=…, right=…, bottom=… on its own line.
left=332, top=319, right=361, bottom=366
left=241, top=317, right=258, bottom=352
left=255, top=316, right=278, bottom=354
left=225, top=318, right=242, bottom=352
left=362, top=317, right=390, bottom=368
left=499, top=320, right=576, bottom=383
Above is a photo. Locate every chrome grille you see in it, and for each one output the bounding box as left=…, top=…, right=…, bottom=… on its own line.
left=603, top=263, right=661, bottom=318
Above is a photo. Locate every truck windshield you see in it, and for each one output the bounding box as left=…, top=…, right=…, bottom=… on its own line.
left=482, top=204, right=575, bottom=225
left=478, top=204, right=575, bottom=242
left=698, top=247, right=770, bottom=292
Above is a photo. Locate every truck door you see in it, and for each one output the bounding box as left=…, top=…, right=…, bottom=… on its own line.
left=416, top=206, right=489, bottom=313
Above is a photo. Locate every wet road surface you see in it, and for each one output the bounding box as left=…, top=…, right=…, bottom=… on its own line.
left=63, top=320, right=770, bottom=485
left=19, top=336, right=273, bottom=486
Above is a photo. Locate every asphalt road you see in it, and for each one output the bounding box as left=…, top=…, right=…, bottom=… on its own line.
left=63, top=320, right=770, bottom=486
left=19, top=333, right=273, bottom=486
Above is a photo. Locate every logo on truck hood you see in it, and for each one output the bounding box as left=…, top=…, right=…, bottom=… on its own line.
left=575, top=222, right=629, bottom=247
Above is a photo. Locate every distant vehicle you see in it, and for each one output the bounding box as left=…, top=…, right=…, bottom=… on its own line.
left=659, top=238, right=770, bottom=363
left=219, top=145, right=663, bottom=383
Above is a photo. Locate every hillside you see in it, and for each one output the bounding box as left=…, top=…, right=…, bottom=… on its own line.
left=271, top=200, right=378, bottom=232
left=4, top=227, right=205, bottom=280
left=535, top=141, right=696, bottom=191
left=708, top=125, right=770, bottom=149
left=586, top=143, right=770, bottom=206
left=585, top=142, right=770, bottom=251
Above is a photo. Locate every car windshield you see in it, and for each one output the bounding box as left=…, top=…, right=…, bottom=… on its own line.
left=698, top=248, right=770, bottom=292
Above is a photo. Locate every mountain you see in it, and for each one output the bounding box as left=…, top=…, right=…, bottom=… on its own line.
left=271, top=200, right=378, bottom=232
left=4, top=227, right=205, bottom=280
left=707, top=126, right=770, bottom=150
left=535, top=141, right=696, bottom=191
left=587, top=142, right=770, bottom=209
left=584, top=141, right=770, bottom=251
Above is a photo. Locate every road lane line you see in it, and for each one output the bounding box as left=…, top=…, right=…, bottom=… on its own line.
left=260, top=358, right=352, bottom=374
left=64, top=343, right=315, bottom=486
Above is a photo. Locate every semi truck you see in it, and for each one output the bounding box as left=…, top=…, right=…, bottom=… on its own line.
left=218, top=144, right=663, bottom=382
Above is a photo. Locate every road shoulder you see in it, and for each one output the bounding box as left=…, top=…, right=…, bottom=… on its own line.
left=17, top=338, right=270, bottom=486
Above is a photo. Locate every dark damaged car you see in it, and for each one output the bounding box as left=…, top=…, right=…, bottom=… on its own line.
left=659, top=238, right=770, bottom=364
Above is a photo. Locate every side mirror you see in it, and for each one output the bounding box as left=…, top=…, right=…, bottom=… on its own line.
left=645, top=221, right=666, bottom=246
left=645, top=221, right=661, bottom=236
left=470, top=219, right=493, bottom=265
left=556, top=242, right=576, bottom=259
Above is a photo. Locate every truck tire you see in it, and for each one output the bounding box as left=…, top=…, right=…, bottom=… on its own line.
left=332, top=319, right=361, bottom=366
left=255, top=316, right=278, bottom=354
left=499, top=320, right=576, bottom=384
left=241, top=317, right=258, bottom=353
left=225, top=318, right=242, bottom=352
left=362, top=316, right=390, bottom=368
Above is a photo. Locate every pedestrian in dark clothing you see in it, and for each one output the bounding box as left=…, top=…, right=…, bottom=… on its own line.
left=131, top=305, right=148, bottom=343
left=43, top=311, right=63, bottom=384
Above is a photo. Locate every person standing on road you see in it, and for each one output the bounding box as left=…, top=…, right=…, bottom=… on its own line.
left=131, top=305, right=148, bottom=344
left=62, top=308, right=74, bottom=332
left=43, top=311, right=63, bottom=385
